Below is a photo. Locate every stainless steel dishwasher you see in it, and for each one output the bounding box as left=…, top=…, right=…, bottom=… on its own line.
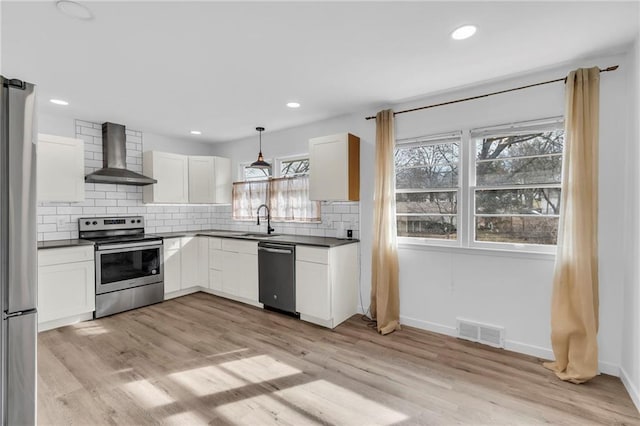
left=258, top=242, right=298, bottom=316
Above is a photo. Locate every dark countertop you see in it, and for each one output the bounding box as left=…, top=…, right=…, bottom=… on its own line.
left=37, top=230, right=359, bottom=250
left=158, top=229, right=359, bottom=248
left=38, top=239, right=95, bottom=250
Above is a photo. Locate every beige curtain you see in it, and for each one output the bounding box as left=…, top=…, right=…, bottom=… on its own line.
left=371, top=109, right=401, bottom=335
left=269, top=176, right=321, bottom=222
left=232, top=180, right=269, bottom=220
left=543, top=67, right=600, bottom=383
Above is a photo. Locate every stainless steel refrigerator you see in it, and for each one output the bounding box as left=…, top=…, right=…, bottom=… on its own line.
left=0, top=76, right=37, bottom=425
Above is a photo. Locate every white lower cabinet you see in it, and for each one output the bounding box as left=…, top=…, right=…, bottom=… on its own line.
left=296, top=243, right=359, bottom=329
left=206, top=238, right=259, bottom=306
left=37, top=246, right=95, bottom=331
left=164, top=236, right=210, bottom=299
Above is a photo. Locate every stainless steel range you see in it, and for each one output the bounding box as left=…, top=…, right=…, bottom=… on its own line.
left=79, top=216, right=163, bottom=318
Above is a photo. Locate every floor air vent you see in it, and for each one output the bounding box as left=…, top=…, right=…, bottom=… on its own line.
left=456, top=318, right=505, bottom=348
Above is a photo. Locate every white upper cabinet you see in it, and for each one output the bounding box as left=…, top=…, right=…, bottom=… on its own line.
left=309, top=133, right=360, bottom=201
left=188, top=156, right=232, bottom=204
left=188, top=156, right=215, bottom=203
left=37, top=134, right=85, bottom=202
left=214, top=156, right=231, bottom=204
left=143, top=151, right=189, bottom=203
left=144, top=151, right=231, bottom=204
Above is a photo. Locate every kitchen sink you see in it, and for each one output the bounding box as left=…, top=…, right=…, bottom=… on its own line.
left=240, top=233, right=280, bottom=238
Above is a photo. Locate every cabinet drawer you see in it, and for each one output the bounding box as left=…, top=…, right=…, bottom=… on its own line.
left=208, top=237, right=222, bottom=250
left=296, top=246, right=328, bottom=264
left=164, top=238, right=181, bottom=251
left=38, top=246, right=94, bottom=267
left=222, top=239, right=257, bottom=255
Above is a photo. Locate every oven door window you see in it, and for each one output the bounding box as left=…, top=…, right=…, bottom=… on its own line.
left=100, top=248, right=161, bottom=284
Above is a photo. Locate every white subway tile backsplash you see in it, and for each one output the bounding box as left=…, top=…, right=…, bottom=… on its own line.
left=37, top=119, right=360, bottom=241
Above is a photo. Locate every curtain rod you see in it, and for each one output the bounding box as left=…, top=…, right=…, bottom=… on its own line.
left=365, top=65, right=619, bottom=121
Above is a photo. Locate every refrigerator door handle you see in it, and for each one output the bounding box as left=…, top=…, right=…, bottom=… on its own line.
left=4, top=81, right=37, bottom=315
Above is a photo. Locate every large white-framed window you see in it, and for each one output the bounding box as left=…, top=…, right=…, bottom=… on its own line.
left=395, top=132, right=461, bottom=245
left=470, top=117, right=564, bottom=252
left=395, top=117, right=564, bottom=253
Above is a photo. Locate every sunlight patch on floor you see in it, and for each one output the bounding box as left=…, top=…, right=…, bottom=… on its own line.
left=215, top=393, right=323, bottom=426
left=163, top=410, right=210, bottom=426
left=275, top=379, right=409, bottom=426
left=167, top=365, right=247, bottom=396
left=73, top=324, right=110, bottom=336
left=218, top=354, right=301, bottom=384
left=121, top=379, right=175, bottom=408
left=167, top=355, right=301, bottom=397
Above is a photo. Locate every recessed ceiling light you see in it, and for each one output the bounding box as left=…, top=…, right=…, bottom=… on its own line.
left=190, top=130, right=202, bottom=135
left=50, top=99, right=69, bottom=106
left=451, top=25, right=477, bottom=40
left=56, top=1, right=94, bottom=21
left=286, top=102, right=301, bottom=108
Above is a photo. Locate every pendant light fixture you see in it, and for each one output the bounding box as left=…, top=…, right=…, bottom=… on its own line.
left=250, top=126, right=271, bottom=169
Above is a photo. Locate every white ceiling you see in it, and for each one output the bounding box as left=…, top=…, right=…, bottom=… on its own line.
left=2, top=1, right=639, bottom=142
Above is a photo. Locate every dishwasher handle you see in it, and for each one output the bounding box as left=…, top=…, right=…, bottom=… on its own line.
left=258, top=246, right=293, bottom=255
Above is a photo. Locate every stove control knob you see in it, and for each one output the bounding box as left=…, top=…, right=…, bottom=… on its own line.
left=85, top=221, right=90, bottom=226
left=92, top=221, right=97, bottom=225
left=131, top=219, right=135, bottom=223
left=137, top=219, right=141, bottom=223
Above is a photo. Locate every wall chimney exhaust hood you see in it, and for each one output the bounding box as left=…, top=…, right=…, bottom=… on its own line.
left=85, top=122, right=157, bottom=186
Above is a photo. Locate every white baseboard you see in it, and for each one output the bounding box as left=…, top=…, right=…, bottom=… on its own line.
left=621, top=367, right=640, bottom=413
left=399, top=316, right=620, bottom=377
left=399, top=315, right=457, bottom=337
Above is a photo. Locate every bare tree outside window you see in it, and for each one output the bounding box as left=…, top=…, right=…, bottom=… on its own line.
left=244, top=166, right=272, bottom=181
left=474, top=129, right=564, bottom=245
left=395, top=140, right=459, bottom=239
left=281, top=159, right=310, bottom=177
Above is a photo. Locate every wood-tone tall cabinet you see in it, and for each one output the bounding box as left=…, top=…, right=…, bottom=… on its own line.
left=309, top=133, right=360, bottom=201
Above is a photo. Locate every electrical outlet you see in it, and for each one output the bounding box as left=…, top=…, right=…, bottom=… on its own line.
left=57, top=218, right=66, bottom=228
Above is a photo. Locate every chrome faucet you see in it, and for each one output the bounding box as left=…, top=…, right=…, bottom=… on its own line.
left=256, top=204, right=275, bottom=234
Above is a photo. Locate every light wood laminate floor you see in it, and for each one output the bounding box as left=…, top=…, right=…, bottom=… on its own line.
left=38, top=292, right=640, bottom=425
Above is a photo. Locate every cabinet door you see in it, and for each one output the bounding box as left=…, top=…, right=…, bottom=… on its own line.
left=163, top=240, right=182, bottom=294
left=37, top=134, right=84, bottom=202
left=309, top=134, right=347, bottom=201
left=221, top=251, right=258, bottom=302
left=38, top=261, right=95, bottom=323
left=197, top=237, right=209, bottom=287
left=296, top=260, right=330, bottom=320
left=214, top=156, right=231, bottom=204
left=144, top=152, right=189, bottom=203
left=188, top=156, right=215, bottom=203
left=180, top=237, right=198, bottom=289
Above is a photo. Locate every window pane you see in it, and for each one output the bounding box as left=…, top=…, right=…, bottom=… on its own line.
left=476, top=155, right=562, bottom=186
left=475, top=216, right=559, bottom=245
left=396, top=191, right=457, bottom=214
left=397, top=215, right=457, bottom=239
left=395, top=143, right=459, bottom=189
left=475, top=131, right=564, bottom=159
left=244, top=166, right=271, bottom=181
left=281, top=159, right=309, bottom=177
left=475, top=188, right=561, bottom=215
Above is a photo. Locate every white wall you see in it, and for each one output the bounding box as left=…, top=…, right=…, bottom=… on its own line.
left=214, top=51, right=632, bottom=376
left=621, top=35, right=640, bottom=410
left=38, top=112, right=214, bottom=156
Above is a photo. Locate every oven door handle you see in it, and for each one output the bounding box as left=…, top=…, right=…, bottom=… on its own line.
left=96, top=240, right=163, bottom=251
